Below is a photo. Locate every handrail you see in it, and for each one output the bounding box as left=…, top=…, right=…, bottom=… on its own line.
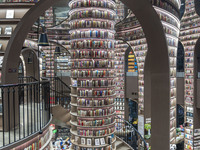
left=18, top=76, right=38, bottom=81
left=55, top=77, right=71, bottom=90
left=0, top=80, right=48, bottom=88
left=41, top=76, right=71, bottom=91
left=114, top=115, right=148, bottom=150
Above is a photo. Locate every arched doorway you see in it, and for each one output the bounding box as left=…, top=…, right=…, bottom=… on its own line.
left=1, top=0, right=170, bottom=149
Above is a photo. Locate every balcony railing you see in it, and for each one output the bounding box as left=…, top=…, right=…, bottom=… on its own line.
left=115, top=115, right=148, bottom=150
left=0, top=80, right=51, bottom=148
left=42, top=77, right=71, bottom=110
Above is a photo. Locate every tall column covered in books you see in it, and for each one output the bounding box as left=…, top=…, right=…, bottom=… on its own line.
left=69, top=0, right=116, bottom=150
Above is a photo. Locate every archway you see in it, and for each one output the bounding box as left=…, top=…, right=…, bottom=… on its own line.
left=2, top=0, right=63, bottom=84
left=1, top=0, right=170, bottom=149
left=120, top=0, right=170, bottom=149
left=21, top=48, right=39, bottom=80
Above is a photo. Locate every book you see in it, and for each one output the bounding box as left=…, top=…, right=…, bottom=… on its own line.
left=6, top=10, right=14, bottom=18
left=81, top=138, right=85, bottom=145
left=100, top=138, right=105, bottom=145
left=87, top=138, right=92, bottom=145
left=95, top=138, right=100, bottom=146
left=4, top=26, right=12, bottom=35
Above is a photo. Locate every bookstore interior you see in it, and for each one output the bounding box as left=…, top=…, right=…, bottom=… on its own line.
left=0, top=0, right=200, bottom=150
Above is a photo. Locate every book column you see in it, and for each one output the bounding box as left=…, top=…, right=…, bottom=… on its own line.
left=69, top=0, right=116, bottom=150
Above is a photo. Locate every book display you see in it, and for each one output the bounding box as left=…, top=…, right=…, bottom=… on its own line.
left=116, top=0, right=180, bottom=147
left=114, top=40, right=127, bottom=134
left=179, top=0, right=200, bottom=149
left=127, top=50, right=137, bottom=73
left=42, top=45, right=55, bottom=78
left=41, top=7, right=54, bottom=27
left=14, top=126, right=52, bottom=150
left=114, top=0, right=125, bottom=23
left=55, top=52, right=70, bottom=77
left=41, top=51, right=46, bottom=77
left=69, top=0, right=116, bottom=149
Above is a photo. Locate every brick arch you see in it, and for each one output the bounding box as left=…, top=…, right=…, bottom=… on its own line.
left=120, top=0, right=170, bottom=149
left=2, top=0, right=62, bottom=84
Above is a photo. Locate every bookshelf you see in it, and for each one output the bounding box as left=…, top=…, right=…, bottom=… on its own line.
left=114, top=40, right=127, bottom=135
left=0, top=1, right=36, bottom=84
left=54, top=52, right=70, bottom=77
left=116, top=0, right=180, bottom=147
left=69, top=0, right=116, bottom=149
left=179, top=0, right=200, bottom=149
left=115, top=0, right=125, bottom=23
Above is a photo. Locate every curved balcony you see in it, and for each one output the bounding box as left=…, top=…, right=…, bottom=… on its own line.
left=0, top=80, right=51, bottom=149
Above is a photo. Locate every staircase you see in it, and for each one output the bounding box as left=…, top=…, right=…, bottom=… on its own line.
left=51, top=105, right=70, bottom=127
left=116, top=136, right=134, bottom=150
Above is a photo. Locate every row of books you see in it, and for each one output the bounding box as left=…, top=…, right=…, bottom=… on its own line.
left=185, top=60, right=193, bottom=67
left=77, top=98, right=114, bottom=106
left=78, top=89, right=115, bottom=97
left=78, top=117, right=114, bottom=127
left=150, top=0, right=179, bottom=17
left=0, top=26, right=13, bottom=35
left=70, top=30, right=114, bottom=39
left=70, top=9, right=115, bottom=20
left=69, top=60, right=115, bottom=68
left=180, top=28, right=200, bottom=36
left=70, top=40, right=115, bottom=49
left=183, top=41, right=197, bottom=46
left=180, top=34, right=199, bottom=41
left=77, top=107, right=114, bottom=116
left=69, top=0, right=115, bottom=10
left=77, top=127, right=115, bottom=136
left=71, top=70, right=115, bottom=78
left=163, top=26, right=178, bottom=37
left=73, top=135, right=114, bottom=148
left=170, top=109, right=176, bottom=118
left=118, top=28, right=143, bottom=37
left=170, top=118, right=176, bottom=129
left=70, top=50, right=114, bottom=59
left=79, top=79, right=115, bottom=87
left=185, top=69, right=193, bottom=74
left=167, top=38, right=178, bottom=47
left=70, top=20, right=115, bottom=30
left=23, top=128, right=50, bottom=150
left=158, top=11, right=178, bottom=28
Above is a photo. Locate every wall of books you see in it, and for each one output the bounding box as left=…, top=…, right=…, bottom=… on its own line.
left=13, top=126, right=52, bottom=150
left=116, top=0, right=180, bottom=147
left=115, top=0, right=125, bottom=23
left=0, top=2, right=35, bottom=83
left=69, top=0, right=116, bottom=149
left=180, top=0, right=200, bottom=149
left=114, top=40, right=128, bottom=135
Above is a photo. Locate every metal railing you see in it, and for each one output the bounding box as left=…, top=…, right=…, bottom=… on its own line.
left=0, top=80, right=51, bottom=148
left=0, top=1, right=39, bottom=3
left=115, top=115, right=148, bottom=150
left=42, top=77, right=71, bottom=110
left=18, top=76, right=37, bottom=84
